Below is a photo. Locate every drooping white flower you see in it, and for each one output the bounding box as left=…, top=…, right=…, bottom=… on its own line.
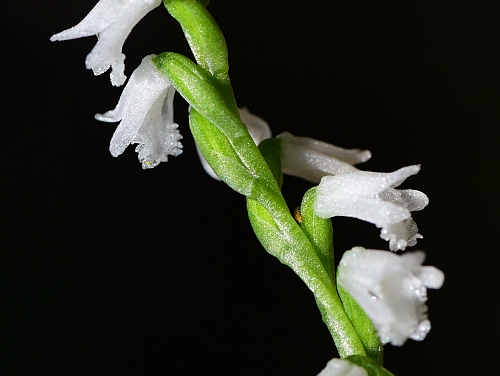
left=277, top=132, right=371, bottom=183
left=317, top=358, right=367, bottom=376
left=314, top=165, right=428, bottom=251
left=198, top=107, right=272, bottom=180
left=95, top=55, right=182, bottom=169
left=338, top=247, right=444, bottom=346
left=51, top=0, right=162, bottom=86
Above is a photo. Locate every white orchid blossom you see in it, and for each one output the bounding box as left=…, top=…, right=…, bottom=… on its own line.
left=277, top=132, right=371, bottom=183
left=51, top=0, right=162, bottom=86
left=198, top=107, right=272, bottom=180
left=314, top=165, right=428, bottom=251
left=95, top=55, right=182, bottom=169
left=338, top=247, right=444, bottom=346
left=317, top=358, right=367, bottom=376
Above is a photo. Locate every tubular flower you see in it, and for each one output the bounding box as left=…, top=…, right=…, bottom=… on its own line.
left=95, top=55, right=182, bottom=169
left=317, top=358, right=367, bottom=376
left=277, top=132, right=371, bottom=183
left=337, top=247, right=444, bottom=346
left=198, top=107, right=272, bottom=180
left=314, top=165, right=428, bottom=251
left=50, top=0, right=162, bottom=86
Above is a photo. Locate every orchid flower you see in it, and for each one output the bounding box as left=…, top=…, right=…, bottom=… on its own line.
left=51, top=0, right=162, bottom=86
left=198, top=107, right=272, bottom=180
left=337, top=247, right=444, bottom=346
left=95, top=55, right=182, bottom=169
left=277, top=132, right=371, bottom=183
left=314, top=165, right=428, bottom=251
left=316, top=358, right=368, bottom=376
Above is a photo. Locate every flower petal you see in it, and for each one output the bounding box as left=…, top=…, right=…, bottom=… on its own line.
left=378, top=188, right=429, bottom=211
left=50, top=0, right=122, bottom=40
left=51, top=0, right=162, bottom=86
left=314, top=194, right=411, bottom=225
left=239, top=107, right=272, bottom=144
left=278, top=132, right=370, bottom=183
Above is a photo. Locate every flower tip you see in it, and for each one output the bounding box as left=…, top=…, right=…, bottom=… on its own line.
left=359, top=149, right=372, bottom=163
left=409, top=319, right=431, bottom=341
left=95, top=112, right=119, bottom=123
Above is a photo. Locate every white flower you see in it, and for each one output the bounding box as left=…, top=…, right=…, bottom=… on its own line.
left=338, top=247, right=444, bottom=346
left=314, top=165, right=428, bottom=251
left=277, top=132, right=371, bottom=183
left=50, top=0, right=162, bottom=86
left=198, top=107, right=272, bottom=180
left=317, top=358, right=367, bottom=376
left=95, top=55, right=182, bottom=169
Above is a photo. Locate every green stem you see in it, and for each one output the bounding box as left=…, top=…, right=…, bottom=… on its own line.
left=247, top=171, right=365, bottom=358
left=160, top=0, right=367, bottom=359
left=162, top=0, right=237, bottom=111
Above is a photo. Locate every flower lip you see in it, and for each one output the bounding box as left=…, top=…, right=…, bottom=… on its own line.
left=50, top=0, right=162, bottom=86
left=337, top=247, right=444, bottom=346
left=95, top=54, right=183, bottom=169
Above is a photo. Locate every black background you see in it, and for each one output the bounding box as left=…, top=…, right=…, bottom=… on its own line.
left=2, top=1, right=499, bottom=375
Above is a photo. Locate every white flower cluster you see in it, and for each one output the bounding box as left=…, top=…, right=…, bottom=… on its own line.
left=53, top=0, right=444, bottom=353
left=274, top=133, right=444, bottom=345
left=277, top=132, right=443, bottom=344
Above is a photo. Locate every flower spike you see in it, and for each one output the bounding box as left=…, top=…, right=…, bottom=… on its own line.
left=95, top=55, right=182, bottom=169
left=337, top=247, right=444, bottom=346
left=314, top=165, right=428, bottom=251
left=50, top=0, right=162, bottom=86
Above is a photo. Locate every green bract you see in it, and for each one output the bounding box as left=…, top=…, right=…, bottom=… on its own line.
left=338, top=285, right=383, bottom=362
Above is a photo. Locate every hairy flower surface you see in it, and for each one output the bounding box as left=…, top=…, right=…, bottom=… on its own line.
left=198, top=107, right=271, bottom=180
left=95, top=55, right=182, bottom=169
left=316, top=358, right=367, bottom=376
left=314, top=165, right=428, bottom=250
left=338, top=247, right=444, bottom=346
left=51, top=0, right=162, bottom=86
left=277, top=132, right=371, bottom=183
